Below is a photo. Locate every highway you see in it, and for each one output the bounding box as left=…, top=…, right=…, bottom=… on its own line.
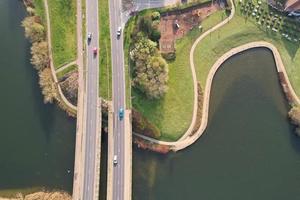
left=109, top=0, right=127, bottom=199
left=82, top=0, right=100, bottom=199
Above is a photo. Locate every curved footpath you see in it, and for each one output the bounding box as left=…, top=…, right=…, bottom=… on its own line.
left=44, top=0, right=77, bottom=112
left=134, top=1, right=300, bottom=151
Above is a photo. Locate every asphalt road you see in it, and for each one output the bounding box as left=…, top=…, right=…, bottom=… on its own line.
left=109, top=0, right=126, bottom=199
left=83, top=0, right=99, bottom=199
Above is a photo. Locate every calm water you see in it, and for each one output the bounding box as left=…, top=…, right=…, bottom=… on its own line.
left=133, top=48, right=300, bottom=200
left=0, top=0, right=75, bottom=194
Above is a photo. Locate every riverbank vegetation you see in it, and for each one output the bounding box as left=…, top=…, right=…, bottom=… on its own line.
left=289, top=106, right=300, bottom=136
left=47, top=0, right=77, bottom=69
left=22, top=1, right=76, bottom=116
left=0, top=191, right=71, bottom=200
left=22, top=5, right=56, bottom=104
left=99, top=0, right=112, bottom=100
left=125, top=2, right=226, bottom=141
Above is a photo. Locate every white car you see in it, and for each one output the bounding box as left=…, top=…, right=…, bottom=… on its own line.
left=117, top=26, right=122, bottom=37
left=113, top=155, right=118, bottom=165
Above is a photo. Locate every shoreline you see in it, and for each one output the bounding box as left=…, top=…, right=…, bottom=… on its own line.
left=134, top=41, right=300, bottom=153
left=0, top=191, right=71, bottom=200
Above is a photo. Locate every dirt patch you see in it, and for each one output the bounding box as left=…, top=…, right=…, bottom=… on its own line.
left=159, top=2, right=220, bottom=53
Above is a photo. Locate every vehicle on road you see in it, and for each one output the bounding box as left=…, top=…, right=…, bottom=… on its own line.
left=87, top=32, right=92, bottom=44
left=117, top=26, right=122, bottom=38
left=113, top=155, right=118, bottom=165
left=118, top=108, right=124, bottom=120
left=93, top=47, right=97, bottom=56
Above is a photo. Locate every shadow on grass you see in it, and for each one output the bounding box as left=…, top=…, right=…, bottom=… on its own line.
left=132, top=88, right=164, bottom=135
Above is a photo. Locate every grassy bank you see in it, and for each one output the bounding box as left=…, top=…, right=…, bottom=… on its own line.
left=48, top=0, right=77, bottom=69
left=99, top=0, right=112, bottom=100
left=130, top=10, right=226, bottom=141
left=56, top=64, right=78, bottom=79
left=194, top=1, right=300, bottom=95
left=33, top=0, right=45, bottom=22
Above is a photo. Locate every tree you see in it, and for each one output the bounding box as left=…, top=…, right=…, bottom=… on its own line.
left=22, top=16, right=45, bottom=42
left=39, top=68, right=57, bottom=104
left=131, top=37, right=169, bottom=99
left=31, top=41, right=49, bottom=70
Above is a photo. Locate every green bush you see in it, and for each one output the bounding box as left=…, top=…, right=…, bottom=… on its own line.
left=162, top=52, right=176, bottom=61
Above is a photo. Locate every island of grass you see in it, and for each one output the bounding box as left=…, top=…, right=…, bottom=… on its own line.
left=47, top=0, right=77, bottom=69
left=125, top=1, right=228, bottom=141
left=99, top=0, right=112, bottom=100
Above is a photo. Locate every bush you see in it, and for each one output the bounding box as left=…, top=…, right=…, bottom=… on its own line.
left=288, top=106, right=300, bottom=136
left=151, top=11, right=160, bottom=20
left=162, top=52, right=176, bottom=61
left=132, top=109, right=161, bottom=139
left=22, top=16, right=45, bottom=42
left=39, top=68, right=58, bottom=103
left=31, top=41, right=49, bottom=70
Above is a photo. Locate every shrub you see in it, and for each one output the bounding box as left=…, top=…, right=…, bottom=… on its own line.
left=22, top=16, right=45, bottom=43
left=288, top=106, right=300, bottom=136
left=132, top=109, right=161, bottom=139
left=162, top=52, right=176, bottom=61
left=151, top=11, right=160, bottom=20
left=30, top=41, right=49, bottom=70
left=39, top=68, right=58, bottom=103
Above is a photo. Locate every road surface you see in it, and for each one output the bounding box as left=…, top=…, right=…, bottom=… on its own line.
left=109, top=0, right=126, bottom=199
left=82, top=0, right=100, bottom=199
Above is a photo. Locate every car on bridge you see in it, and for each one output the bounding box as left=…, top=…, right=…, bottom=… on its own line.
left=87, top=32, right=92, bottom=44
left=117, top=26, right=122, bottom=38
left=113, top=155, right=118, bottom=165
left=93, top=47, right=97, bottom=56
left=118, top=108, right=124, bottom=120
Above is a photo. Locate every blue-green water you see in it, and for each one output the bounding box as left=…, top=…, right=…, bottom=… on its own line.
left=0, top=0, right=75, bottom=195
left=133, top=48, right=300, bottom=200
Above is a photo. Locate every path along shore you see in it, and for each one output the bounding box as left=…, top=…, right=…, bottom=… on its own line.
left=134, top=0, right=300, bottom=151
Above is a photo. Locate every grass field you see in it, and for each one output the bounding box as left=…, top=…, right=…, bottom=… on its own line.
left=132, top=10, right=226, bottom=141
left=194, top=1, right=300, bottom=96
left=33, top=0, right=45, bottom=22
left=99, top=0, right=112, bottom=100
left=48, top=0, right=77, bottom=69
left=56, top=65, right=78, bottom=79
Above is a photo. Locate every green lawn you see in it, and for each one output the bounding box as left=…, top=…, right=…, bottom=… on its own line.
left=56, top=64, right=78, bottom=79
left=33, top=0, right=46, bottom=23
left=99, top=0, right=112, bottom=100
left=48, top=0, right=77, bottom=69
left=194, top=1, right=300, bottom=96
left=132, top=10, right=226, bottom=141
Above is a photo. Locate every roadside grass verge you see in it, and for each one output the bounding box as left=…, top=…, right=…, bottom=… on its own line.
left=48, top=0, right=77, bottom=69
left=56, top=64, right=78, bottom=79
left=99, top=0, right=112, bottom=100
left=131, top=10, right=226, bottom=141
left=194, top=2, right=300, bottom=96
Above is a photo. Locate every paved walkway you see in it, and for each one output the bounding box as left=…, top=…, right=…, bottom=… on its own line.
left=134, top=0, right=300, bottom=151
left=134, top=0, right=235, bottom=149
left=44, top=0, right=77, bottom=111
left=56, top=60, right=77, bottom=73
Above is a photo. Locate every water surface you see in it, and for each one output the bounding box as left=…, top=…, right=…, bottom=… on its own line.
left=133, top=48, right=300, bottom=200
left=0, top=0, right=75, bottom=194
